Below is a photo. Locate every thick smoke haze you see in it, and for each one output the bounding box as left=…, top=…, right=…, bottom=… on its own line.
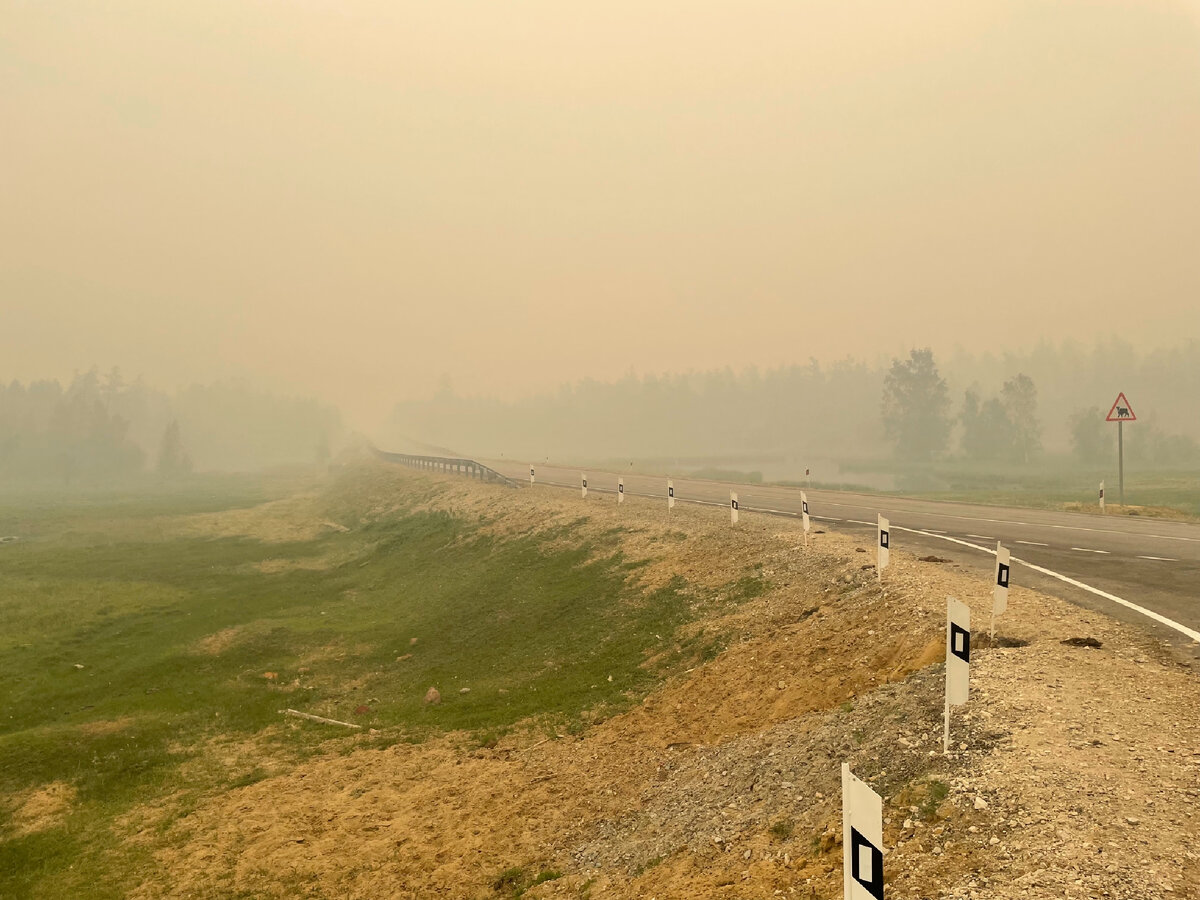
left=4, top=1, right=1200, bottom=431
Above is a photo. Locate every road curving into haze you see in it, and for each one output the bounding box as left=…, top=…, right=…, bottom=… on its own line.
left=484, top=459, right=1200, bottom=659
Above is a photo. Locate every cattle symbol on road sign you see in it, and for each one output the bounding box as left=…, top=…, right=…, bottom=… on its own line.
left=1106, top=393, right=1136, bottom=422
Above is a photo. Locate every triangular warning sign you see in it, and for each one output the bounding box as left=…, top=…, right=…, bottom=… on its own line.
left=1106, top=392, right=1136, bottom=422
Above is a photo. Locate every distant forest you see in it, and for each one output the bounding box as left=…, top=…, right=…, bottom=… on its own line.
left=390, top=339, right=1200, bottom=470
left=0, top=368, right=342, bottom=483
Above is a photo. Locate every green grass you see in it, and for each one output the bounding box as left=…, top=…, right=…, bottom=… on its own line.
left=768, top=818, right=794, bottom=841
left=919, top=779, right=950, bottom=821
left=792, top=458, right=1200, bottom=518
left=0, top=466, right=700, bottom=898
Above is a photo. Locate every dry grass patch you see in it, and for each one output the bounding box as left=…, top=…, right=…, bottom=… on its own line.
left=4, top=782, right=76, bottom=838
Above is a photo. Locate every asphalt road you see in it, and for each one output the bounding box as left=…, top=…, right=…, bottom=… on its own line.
left=487, top=460, right=1200, bottom=657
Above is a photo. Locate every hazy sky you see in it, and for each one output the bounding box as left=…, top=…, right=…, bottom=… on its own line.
left=4, top=1, right=1200, bottom=427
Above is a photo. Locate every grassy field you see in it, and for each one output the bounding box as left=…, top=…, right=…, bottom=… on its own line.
left=0, top=466, right=701, bottom=898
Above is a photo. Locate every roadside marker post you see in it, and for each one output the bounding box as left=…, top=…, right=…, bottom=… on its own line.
left=529, top=465, right=535, bottom=486
left=1106, top=393, right=1136, bottom=507
left=945, top=596, right=971, bottom=754
left=991, top=542, right=1010, bottom=641
left=668, top=479, right=675, bottom=513
left=617, top=478, right=624, bottom=505
left=842, top=764, right=884, bottom=900
left=801, top=491, right=810, bottom=547
left=730, top=491, right=739, bottom=525
left=877, top=515, right=890, bottom=581
left=1099, top=481, right=1105, bottom=515
left=581, top=473, right=587, bottom=499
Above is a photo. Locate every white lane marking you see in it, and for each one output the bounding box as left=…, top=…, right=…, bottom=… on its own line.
left=507, top=466, right=1200, bottom=544
left=924, top=529, right=947, bottom=534
left=827, top=503, right=1200, bottom=543
left=847, top=519, right=875, bottom=526
left=894, top=526, right=1200, bottom=644
left=1016, top=540, right=1048, bottom=546
left=811, top=515, right=841, bottom=522
left=966, top=534, right=995, bottom=540
left=755, top=506, right=801, bottom=517
left=527, top=476, right=1199, bottom=642
left=1071, top=547, right=1110, bottom=554
left=1138, top=555, right=1178, bottom=562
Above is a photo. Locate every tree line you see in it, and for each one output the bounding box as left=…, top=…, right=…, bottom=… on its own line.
left=390, top=339, right=1200, bottom=470
left=881, top=348, right=1198, bottom=467
left=0, top=368, right=342, bottom=483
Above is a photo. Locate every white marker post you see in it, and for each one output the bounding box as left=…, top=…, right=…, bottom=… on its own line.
left=876, top=515, right=890, bottom=581
left=581, top=473, right=588, bottom=499
left=945, top=596, right=971, bottom=754
left=1099, top=481, right=1105, bottom=515
left=529, top=466, right=535, bottom=485
left=617, top=478, right=624, bottom=505
left=842, top=764, right=884, bottom=900
left=730, top=491, right=739, bottom=525
left=991, top=542, right=1010, bottom=641
left=801, top=491, right=811, bottom=548
left=667, top=479, right=675, bottom=513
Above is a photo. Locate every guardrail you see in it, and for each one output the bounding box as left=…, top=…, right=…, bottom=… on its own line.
left=372, top=447, right=518, bottom=487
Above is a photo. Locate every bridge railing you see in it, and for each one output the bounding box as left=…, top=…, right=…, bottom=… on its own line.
left=372, top=447, right=518, bottom=487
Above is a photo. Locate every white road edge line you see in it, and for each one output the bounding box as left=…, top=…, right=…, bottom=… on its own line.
left=531, top=477, right=1200, bottom=642
left=894, top=526, right=1200, bottom=644
left=1138, top=555, right=1178, bottom=562
left=1016, top=540, right=1048, bottom=546
left=513, top=467, right=1200, bottom=543
left=966, top=534, right=995, bottom=540
left=1071, top=547, right=1110, bottom=554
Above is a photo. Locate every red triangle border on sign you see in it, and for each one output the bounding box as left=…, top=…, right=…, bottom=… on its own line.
left=1106, top=392, right=1136, bottom=422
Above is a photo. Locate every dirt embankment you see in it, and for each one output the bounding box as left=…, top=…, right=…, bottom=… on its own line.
left=130, top=467, right=1200, bottom=899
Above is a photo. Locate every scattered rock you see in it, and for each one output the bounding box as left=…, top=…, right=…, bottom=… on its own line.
left=353, top=704, right=370, bottom=715
left=1061, top=637, right=1103, bottom=648
left=919, top=555, right=950, bottom=563
left=974, top=795, right=988, bottom=810
left=423, top=687, right=441, bottom=705
left=459, top=687, right=471, bottom=694
left=396, top=654, right=413, bottom=662
left=410, top=637, right=419, bottom=646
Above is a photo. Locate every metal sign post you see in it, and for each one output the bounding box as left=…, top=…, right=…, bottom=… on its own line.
left=1105, top=393, right=1136, bottom=507
left=1119, top=421, right=1124, bottom=506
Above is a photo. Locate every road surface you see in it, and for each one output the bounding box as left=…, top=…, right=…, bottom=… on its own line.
left=488, top=460, right=1200, bottom=658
